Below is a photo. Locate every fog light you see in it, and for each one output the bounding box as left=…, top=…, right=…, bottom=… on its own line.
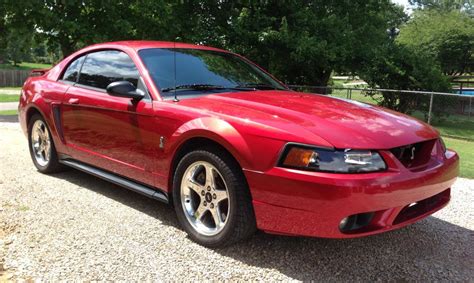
left=339, top=212, right=374, bottom=233
left=339, top=217, right=349, bottom=229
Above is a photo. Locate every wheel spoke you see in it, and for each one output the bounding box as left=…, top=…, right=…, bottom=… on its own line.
left=186, top=178, right=204, bottom=194
left=210, top=206, right=224, bottom=228
left=194, top=202, right=208, bottom=221
left=43, top=127, right=49, bottom=140
left=204, top=165, right=215, bottom=188
left=213, top=189, right=228, bottom=203
left=33, top=141, right=40, bottom=150
left=44, top=141, right=51, bottom=157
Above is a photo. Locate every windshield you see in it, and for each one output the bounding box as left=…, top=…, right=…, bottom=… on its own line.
left=138, top=48, right=286, bottom=98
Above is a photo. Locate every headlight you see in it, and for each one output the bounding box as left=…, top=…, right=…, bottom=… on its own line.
left=279, top=144, right=387, bottom=173
left=439, top=137, right=447, bottom=152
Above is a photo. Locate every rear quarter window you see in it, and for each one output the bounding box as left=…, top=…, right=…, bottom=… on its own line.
left=78, top=50, right=139, bottom=89
left=62, top=56, right=85, bottom=82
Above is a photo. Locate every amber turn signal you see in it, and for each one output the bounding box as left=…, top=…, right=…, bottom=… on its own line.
left=282, top=147, right=317, bottom=167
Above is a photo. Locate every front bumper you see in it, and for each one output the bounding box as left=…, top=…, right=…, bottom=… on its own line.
left=244, top=149, right=459, bottom=238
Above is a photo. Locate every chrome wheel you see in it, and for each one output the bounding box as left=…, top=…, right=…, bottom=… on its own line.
left=31, top=120, right=51, bottom=167
left=180, top=161, right=230, bottom=236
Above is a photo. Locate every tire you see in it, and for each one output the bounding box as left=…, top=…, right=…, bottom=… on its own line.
left=28, top=114, right=66, bottom=174
left=173, top=148, right=256, bottom=247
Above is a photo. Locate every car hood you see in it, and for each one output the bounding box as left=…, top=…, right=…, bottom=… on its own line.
left=177, top=90, right=439, bottom=149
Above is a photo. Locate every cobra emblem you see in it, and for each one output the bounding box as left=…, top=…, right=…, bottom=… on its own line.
left=410, top=146, right=416, bottom=160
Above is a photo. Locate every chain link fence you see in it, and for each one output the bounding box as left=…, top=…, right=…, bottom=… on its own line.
left=289, top=85, right=474, bottom=141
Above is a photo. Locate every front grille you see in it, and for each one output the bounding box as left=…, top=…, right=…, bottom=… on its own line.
left=390, top=139, right=436, bottom=168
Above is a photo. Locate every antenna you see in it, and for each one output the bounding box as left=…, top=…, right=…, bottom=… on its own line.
left=173, top=40, right=179, bottom=102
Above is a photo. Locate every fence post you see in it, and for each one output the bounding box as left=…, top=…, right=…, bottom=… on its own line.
left=427, top=93, right=434, bottom=124
left=349, top=89, right=352, bottom=100
left=470, top=96, right=472, bottom=118
left=346, top=88, right=350, bottom=99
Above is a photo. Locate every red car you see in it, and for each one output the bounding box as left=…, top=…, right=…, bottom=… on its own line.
left=19, top=41, right=459, bottom=247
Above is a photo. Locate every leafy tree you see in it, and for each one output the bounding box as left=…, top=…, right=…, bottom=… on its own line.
left=4, top=28, right=32, bottom=65
left=179, top=0, right=405, bottom=86
left=1, top=1, right=173, bottom=57
left=409, top=0, right=473, bottom=14
left=397, top=9, right=474, bottom=75
left=358, top=42, right=450, bottom=113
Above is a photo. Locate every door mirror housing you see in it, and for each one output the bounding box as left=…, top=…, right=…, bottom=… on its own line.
left=106, top=81, right=145, bottom=101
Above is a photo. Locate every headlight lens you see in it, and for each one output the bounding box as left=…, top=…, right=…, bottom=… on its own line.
left=279, top=145, right=386, bottom=173
left=439, top=137, right=447, bottom=152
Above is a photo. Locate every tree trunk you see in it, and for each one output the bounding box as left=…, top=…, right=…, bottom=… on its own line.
left=59, top=39, right=75, bottom=58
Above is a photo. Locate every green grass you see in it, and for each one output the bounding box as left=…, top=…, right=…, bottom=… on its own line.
left=431, top=116, right=474, bottom=141
left=0, top=109, right=18, bottom=115
left=330, top=88, right=380, bottom=104
left=444, top=137, right=474, bottom=179
left=0, top=62, right=52, bottom=70
left=409, top=111, right=474, bottom=141
left=0, top=94, right=20, bottom=102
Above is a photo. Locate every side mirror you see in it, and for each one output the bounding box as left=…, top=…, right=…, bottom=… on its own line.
left=106, top=81, right=144, bottom=101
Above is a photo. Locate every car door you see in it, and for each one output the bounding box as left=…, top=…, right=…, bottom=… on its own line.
left=61, top=50, right=159, bottom=186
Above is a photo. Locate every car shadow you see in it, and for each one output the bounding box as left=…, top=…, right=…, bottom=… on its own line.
left=54, top=168, right=473, bottom=281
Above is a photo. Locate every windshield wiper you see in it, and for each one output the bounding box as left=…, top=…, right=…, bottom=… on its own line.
left=161, top=84, right=225, bottom=92
left=236, top=83, right=280, bottom=90
left=161, top=84, right=256, bottom=93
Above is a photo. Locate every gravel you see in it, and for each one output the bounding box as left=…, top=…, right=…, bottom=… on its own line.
left=0, top=122, right=473, bottom=281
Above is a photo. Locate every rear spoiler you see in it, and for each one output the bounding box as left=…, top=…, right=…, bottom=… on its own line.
left=30, top=68, right=51, bottom=77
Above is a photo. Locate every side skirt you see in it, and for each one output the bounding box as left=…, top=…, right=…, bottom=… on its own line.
left=59, top=158, right=168, bottom=204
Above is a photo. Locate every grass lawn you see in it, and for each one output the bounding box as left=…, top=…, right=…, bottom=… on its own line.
left=0, top=94, right=20, bottom=102
left=431, top=116, right=474, bottom=141
left=0, top=109, right=18, bottom=115
left=444, top=137, right=474, bottom=179
left=0, top=62, right=52, bottom=70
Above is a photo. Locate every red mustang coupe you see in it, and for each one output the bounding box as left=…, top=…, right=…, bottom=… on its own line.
left=19, top=41, right=459, bottom=247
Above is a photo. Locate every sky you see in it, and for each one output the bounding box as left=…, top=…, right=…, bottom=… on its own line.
left=391, top=0, right=414, bottom=14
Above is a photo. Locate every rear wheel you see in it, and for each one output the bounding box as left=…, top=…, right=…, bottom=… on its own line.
left=28, top=114, right=66, bottom=174
left=173, top=149, right=256, bottom=247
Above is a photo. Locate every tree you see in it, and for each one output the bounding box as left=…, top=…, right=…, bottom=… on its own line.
left=397, top=9, right=474, bottom=75
left=409, top=0, right=473, bottom=14
left=215, top=0, right=406, bottom=86
left=4, top=28, right=32, bottom=65
left=2, top=0, right=405, bottom=87
left=358, top=42, right=450, bottom=113
left=2, top=1, right=176, bottom=57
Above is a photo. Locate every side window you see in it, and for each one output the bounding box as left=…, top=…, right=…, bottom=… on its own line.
left=62, top=56, right=85, bottom=82
left=78, top=50, right=139, bottom=89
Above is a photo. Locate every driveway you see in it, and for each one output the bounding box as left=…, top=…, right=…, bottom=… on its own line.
left=0, top=122, right=472, bottom=281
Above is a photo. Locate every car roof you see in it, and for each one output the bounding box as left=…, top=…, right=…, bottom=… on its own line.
left=85, top=40, right=229, bottom=53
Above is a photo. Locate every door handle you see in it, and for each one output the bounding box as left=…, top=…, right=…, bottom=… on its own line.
left=68, top=98, right=79, bottom=104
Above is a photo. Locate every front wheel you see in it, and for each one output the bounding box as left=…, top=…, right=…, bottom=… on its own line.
left=173, top=149, right=256, bottom=247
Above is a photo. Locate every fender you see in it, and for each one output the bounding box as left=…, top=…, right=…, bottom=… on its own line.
left=21, top=97, right=66, bottom=154
left=165, top=117, right=254, bottom=185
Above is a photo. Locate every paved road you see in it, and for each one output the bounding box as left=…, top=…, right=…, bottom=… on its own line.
left=0, top=123, right=472, bottom=281
left=0, top=102, right=18, bottom=111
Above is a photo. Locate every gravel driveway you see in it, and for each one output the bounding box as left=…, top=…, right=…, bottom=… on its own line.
left=0, top=122, right=473, bottom=281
